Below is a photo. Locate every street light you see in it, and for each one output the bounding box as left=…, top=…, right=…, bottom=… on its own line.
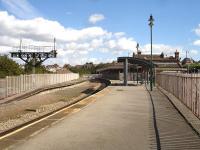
left=148, top=14, right=154, bottom=91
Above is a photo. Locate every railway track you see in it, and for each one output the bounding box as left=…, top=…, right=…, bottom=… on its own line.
left=0, top=78, right=110, bottom=149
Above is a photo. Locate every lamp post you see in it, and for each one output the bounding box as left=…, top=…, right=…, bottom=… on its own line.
left=148, top=14, right=154, bottom=91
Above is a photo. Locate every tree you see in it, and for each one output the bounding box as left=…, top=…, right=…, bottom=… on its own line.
left=0, top=55, right=24, bottom=78
left=63, top=64, right=71, bottom=69
left=68, top=62, right=110, bottom=75
left=184, top=63, right=200, bottom=73
left=24, top=59, right=50, bottom=74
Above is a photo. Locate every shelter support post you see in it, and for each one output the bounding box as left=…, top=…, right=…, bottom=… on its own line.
left=147, top=69, right=149, bottom=84
left=136, top=66, right=138, bottom=85
left=153, top=68, right=156, bottom=86
left=124, top=58, right=128, bottom=86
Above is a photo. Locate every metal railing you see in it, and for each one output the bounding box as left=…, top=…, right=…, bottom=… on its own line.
left=157, top=73, right=200, bottom=119
left=0, top=73, right=79, bottom=99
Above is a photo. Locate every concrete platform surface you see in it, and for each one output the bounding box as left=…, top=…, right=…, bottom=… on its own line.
left=8, top=86, right=156, bottom=150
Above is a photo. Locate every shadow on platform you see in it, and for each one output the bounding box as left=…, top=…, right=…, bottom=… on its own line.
left=110, top=83, right=140, bottom=86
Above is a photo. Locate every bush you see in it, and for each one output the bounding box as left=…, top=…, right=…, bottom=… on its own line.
left=0, top=55, right=24, bottom=78
left=183, top=63, right=200, bottom=73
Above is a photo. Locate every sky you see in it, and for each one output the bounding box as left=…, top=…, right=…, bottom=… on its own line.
left=0, top=0, right=200, bottom=66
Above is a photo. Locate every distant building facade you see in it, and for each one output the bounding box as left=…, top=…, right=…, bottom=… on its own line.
left=133, top=50, right=184, bottom=73
left=97, top=50, right=186, bottom=80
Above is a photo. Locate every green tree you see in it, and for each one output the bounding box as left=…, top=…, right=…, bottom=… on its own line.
left=24, top=59, right=50, bottom=74
left=0, top=55, right=24, bottom=78
left=184, top=63, right=200, bottom=73
left=69, top=66, right=91, bottom=76
left=69, top=62, right=110, bottom=76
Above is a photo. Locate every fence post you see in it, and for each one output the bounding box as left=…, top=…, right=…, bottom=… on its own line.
left=5, top=76, right=8, bottom=97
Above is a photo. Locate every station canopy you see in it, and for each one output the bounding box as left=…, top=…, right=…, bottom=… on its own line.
left=117, top=57, right=157, bottom=68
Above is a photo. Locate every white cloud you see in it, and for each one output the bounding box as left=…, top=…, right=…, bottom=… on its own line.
left=114, top=32, right=125, bottom=38
left=90, top=39, right=103, bottom=49
left=89, top=13, right=105, bottom=24
left=0, top=11, right=137, bottom=65
left=0, top=46, right=12, bottom=54
left=193, top=25, right=200, bottom=48
left=193, top=40, right=200, bottom=46
left=141, top=44, right=187, bottom=59
left=194, top=24, right=200, bottom=36
left=1, top=0, right=40, bottom=19
left=142, top=44, right=181, bottom=54
left=0, top=11, right=109, bottom=43
left=66, top=11, right=72, bottom=15
left=105, top=37, right=137, bottom=52
left=117, top=37, right=137, bottom=50
left=0, top=11, right=191, bottom=65
left=106, top=40, right=116, bottom=49
left=190, top=49, right=198, bottom=55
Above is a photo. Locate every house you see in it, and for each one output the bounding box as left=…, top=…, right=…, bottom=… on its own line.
left=56, top=68, right=71, bottom=74
left=83, top=62, right=94, bottom=69
left=182, top=57, right=194, bottom=66
left=46, top=64, right=61, bottom=73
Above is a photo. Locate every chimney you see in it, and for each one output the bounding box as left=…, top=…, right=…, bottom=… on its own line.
left=138, top=50, right=141, bottom=55
left=132, top=52, right=135, bottom=57
left=160, top=52, right=164, bottom=58
left=175, top=50, right=179, bottom=60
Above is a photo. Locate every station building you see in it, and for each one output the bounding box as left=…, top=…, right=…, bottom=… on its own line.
left=97, top=50, right=186, bottom=81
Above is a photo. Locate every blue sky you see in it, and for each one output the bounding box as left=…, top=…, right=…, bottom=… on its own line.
left=0, top=0, right=200, bottom=65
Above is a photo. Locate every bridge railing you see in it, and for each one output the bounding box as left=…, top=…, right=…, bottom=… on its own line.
left=0, top=73, right=79, bottom=100
left=157, top=73, right=200, bottom=119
